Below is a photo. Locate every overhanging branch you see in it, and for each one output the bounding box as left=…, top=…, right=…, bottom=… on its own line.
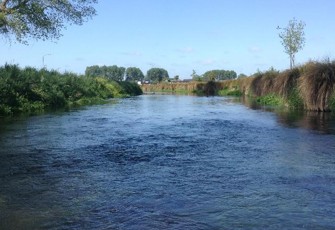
left=0, top=0, right=10, bottom=11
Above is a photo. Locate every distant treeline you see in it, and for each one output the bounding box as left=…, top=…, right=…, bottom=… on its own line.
left=0, top=65, right=142, bottom=116
left=192, top=69, right=237, bottom=81
left=85, top=65, right=169, bottom=83
left=85, top=65, right=238, bottom=83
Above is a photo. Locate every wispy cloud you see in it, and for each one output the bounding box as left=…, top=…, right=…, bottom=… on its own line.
left=248, top=46, right=262, bottom=53
left=200, top=59, right=216, bottom=65
left=121, top=51, right=142, bottom=57
left=177, top=47, right=195, bottom=53
left=146, top=62, right=157, bottom=68
left=75, top=57, right=85, bottom=62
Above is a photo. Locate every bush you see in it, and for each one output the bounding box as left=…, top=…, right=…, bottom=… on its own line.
left=0, top=65, right=142, bottom=116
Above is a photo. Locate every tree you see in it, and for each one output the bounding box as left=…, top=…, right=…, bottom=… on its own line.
left=237, top=73, right=248, bottom=79
left=203, top=70, right=237, bottom=81
left=106, top=65, right=125, bottom=81
left=278, top=18, right=306, bottom=69
left=125, top=67, right=144, bottom=82
left=85, top=65, right=126, bottom=81
left=85, top=65, right=101, bottom=77
left=0, top=0, right=97, bottom=44
left=146, top=68, right=169, bottom=83
left=191, top=69, right=202, bottom=81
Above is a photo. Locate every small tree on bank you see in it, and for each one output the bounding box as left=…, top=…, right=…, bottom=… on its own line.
left=278, top=18, right=306, bottom=69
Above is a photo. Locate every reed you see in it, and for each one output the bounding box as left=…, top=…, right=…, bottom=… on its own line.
left=250, top=69, right=279, bottom=97
left=140, top=60, right=335, bottom=111
left=299, top=61, right=335, bottom=111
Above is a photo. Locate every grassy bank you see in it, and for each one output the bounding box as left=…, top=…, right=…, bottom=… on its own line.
left=0, top=65, right=142, bottom=116
left=141, top=61, right=335, bottom=111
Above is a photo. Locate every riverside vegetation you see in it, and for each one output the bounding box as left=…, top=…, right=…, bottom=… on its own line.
left=141, top=60, right=335, bottom=112
left=0, top=64, right=142, bottom=116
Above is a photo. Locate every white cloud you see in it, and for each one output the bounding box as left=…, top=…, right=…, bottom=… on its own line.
left=248, top=46, right=262, bottom=53
left=146, top=62, right=157, bottom=68
left=200, top=59, right=216, bottom=65
left=177, top=47, right=194, bottom=53
left=121, top=51, right=142, bottom=56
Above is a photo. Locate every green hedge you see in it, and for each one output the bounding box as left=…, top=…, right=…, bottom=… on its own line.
left=0, top=65, right=142, bottom=116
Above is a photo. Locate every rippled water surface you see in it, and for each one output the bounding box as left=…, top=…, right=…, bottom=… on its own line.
left=1, top=95, right=335, bottom=229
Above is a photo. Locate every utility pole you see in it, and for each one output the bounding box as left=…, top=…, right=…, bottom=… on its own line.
left=42, top=54, right=52, bottom=68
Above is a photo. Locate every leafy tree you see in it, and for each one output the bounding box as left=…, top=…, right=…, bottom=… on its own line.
left=125, top=67, right=144, bottom=82
left=191, top=69, right=202, bottom=81
left=146, top=68, right=169, bottom=83
left=106, top=65, right=125, bottom=81
left=85, top=65, right=102, bottom=77
left=278, top=18, right=306, bottom=69
left=237, top=73, right=248, bottom=79
left=85, top=65, right=126, bottom=81
left=0, top=0, right=97, bottom=43
left=203, top=70, right=237, bottom=81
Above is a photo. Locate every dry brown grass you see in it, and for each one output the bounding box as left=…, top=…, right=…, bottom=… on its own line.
left=299, top=61, right=335, bottom=111
left=141, top=61, right=335, bottom=111
left=250, top=69, right=279, bottom=96
left=273, top=68, right=300, bottom=99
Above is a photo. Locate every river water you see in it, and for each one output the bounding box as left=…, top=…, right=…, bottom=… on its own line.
left=0, top=94, right=335, bottom=229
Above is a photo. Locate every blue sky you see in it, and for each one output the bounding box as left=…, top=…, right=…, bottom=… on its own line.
left=1, top=0, right=335, bottom=79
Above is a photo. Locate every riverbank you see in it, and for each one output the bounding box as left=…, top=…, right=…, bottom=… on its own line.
left=141, top=61, right=335, bottom=111
left=0, top=65, right=142, bottom=116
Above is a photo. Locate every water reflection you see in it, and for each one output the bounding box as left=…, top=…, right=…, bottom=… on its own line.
left=236, top=96, right=335, bottom=134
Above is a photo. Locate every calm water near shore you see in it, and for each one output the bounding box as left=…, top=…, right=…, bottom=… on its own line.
left=0, top=94, right=335, bottom=229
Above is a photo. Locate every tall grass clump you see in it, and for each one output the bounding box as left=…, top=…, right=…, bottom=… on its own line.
left=249, top=67, right=304, bottom=108
left=274, top=68, right=303, bottom=108
left=250, top=68, right=280, bottom=97
left=299, top=61, right=335, bottom=111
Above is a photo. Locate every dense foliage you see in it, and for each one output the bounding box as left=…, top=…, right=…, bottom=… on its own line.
left=190, top=69, right=237, bottom=81
left=202, top=70, right=237, bottom=81
left=0, top=0, right=97, bottom=43
left=0, top=64, right=142, bottom=116
left=85, top=65, right=126, bottom=81
left=85, top=65, right=148, bottom=83
left=125, top=67, right=145, bottom=82
left=146, top=68, right=169, bottom=83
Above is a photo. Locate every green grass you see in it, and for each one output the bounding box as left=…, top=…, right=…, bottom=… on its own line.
left=286, top=87, right=304, bottom=109
left=256, top=94, right=285, bottom=106
left=218, top=87, right=243, bottom=96
left=330, top=93, right=335, bottom=111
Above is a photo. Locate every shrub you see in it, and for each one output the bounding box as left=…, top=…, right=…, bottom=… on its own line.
left=0, top=65, right=142, bottom=116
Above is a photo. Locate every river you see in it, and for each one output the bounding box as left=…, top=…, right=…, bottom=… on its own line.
left=0, top=94, right=335, bottom=229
